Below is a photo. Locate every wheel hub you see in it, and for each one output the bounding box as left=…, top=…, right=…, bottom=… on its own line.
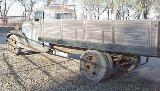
left=83, top=55, right=100, bottom=78
left=7, top=35, right=21, bottom=55
left=80, top=50, right=113, bottom=82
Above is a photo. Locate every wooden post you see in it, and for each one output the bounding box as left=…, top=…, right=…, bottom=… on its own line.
left=112, top=20, right=115, bottom=44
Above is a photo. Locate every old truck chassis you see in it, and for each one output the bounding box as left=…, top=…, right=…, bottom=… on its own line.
left=6, top=19, right=160, bottom=82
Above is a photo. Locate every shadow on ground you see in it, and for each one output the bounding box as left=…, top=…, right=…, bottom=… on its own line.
left=0, top=48, right=160, bottom=91
left=47, top=72, right=160, bottom=91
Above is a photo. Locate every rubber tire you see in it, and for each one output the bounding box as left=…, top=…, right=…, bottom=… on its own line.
left=80, top=50, right=113, bottom=82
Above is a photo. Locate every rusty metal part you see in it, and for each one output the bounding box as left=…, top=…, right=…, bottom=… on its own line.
left=80, top=50, right=113, bottom=82
left=52, top=46, right=85, bottom=55
left=111, top=53, right=141, bottom=72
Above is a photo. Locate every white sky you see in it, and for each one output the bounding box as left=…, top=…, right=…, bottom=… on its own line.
left=7, top=1, right=23, bottom=16
left=7, top=1, right=45, bottom=16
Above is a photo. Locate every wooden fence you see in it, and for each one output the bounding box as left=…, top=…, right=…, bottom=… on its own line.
left=0, top=16, right=27, bottom=26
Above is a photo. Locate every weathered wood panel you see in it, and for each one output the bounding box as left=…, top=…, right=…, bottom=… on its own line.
left=114, top=20, right=150, bottom=47
left=62, top=20, right=84, bottom=40
left=85, top=20, right=113, bottom=43
left=43, top=20, right=61, bottom=39
left=151, top=21, right=159, bottom=47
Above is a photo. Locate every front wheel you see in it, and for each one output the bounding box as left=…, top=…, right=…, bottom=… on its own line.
left=7, top=35, right=21, bottom=55
left=80, top=50, right=113, bottom=82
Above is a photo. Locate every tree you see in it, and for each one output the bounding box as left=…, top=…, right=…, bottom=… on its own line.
left=80, top=0, right=132, bottom=20
left=47, top=0, right=53, bottom=6
left=0, top=0, right=16, bottom=24
left=47, top=0, right=158, bottom=20
left=111, top=0, right=132, bottom=20
left=81, top=0, right=111, bottom=20
left=17, top=0, right=37, bottom=19
left=47, top=0, right=68, bottom=6
left=0, top=0, right=16, bottom=17
left=134, top=0, right=153, bottom=19
left=93, top=0, right=111, bottom=20
left=154, top=0, right=160, bottom=16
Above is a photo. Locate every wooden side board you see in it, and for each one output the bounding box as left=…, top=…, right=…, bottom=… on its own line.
left=35, top=20, right=160, bottom=57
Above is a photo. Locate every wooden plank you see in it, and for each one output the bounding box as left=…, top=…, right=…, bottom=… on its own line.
left=151, top=21, right=159, bottom=47
left=84, top=20, right=113, bottom=43
left=62, top=20, right=84, bottom=41
left=114, top=20, right=150, bottom=47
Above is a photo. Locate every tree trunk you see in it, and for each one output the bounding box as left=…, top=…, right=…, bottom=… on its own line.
left=127, top=9, right=129, bottom=20
left=143, top=9, right=148, bottom=19
left=97, top=15, right=100, bottom=20
left=24, top=8, right=27, bottom=20
left=28, top=4, right=33, bottom=17
left=107, top=9, right=109, bottom=20
left=90, top=10, right=92, bottom=20
left=116, top=10, right=121, bottom=20
left=137, top=14, right=141, bottom=19
left=122, top=11, right=125, bottom=20
left=97, top=6, right=100, bottom=20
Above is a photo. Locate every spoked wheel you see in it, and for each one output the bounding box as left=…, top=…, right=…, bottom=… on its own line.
left=80, top=50, right=113, bottom=82
left=7, top=35, right=21, bottom=55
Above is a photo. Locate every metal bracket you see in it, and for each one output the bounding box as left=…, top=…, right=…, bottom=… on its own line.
left=141, top=57, right=149, bottom=65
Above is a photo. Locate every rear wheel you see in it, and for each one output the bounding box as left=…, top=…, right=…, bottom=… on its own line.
left=7, top=35, right=21, bottom=55
left=80, top=50, right=113, bottom=82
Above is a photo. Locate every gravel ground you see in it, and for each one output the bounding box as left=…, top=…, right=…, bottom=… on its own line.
left=1, top=31, right=160, bottom=91
left=0, top=45, right=160, bottom=91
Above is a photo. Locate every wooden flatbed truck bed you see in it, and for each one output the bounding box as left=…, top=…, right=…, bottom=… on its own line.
left=38, top=20, right=160, bottom=57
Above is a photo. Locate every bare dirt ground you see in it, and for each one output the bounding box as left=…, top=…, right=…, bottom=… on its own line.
left=1, top=32, right=160, bottom=91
